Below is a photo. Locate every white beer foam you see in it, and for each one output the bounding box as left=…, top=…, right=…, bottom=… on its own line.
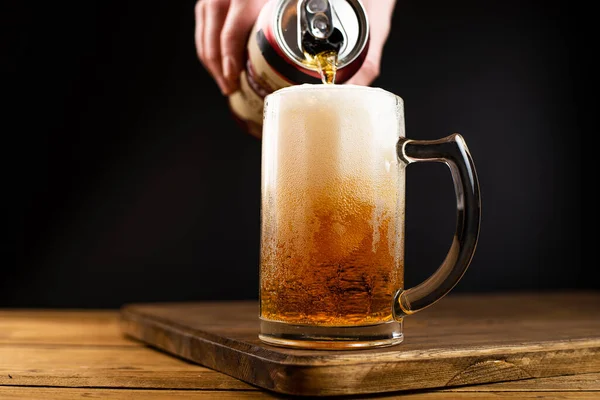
left=264, top=84, right=404, bottom=201
left=261, top=84, right=405, bottom=263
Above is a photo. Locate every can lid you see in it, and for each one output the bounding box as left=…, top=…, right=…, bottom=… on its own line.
left=274, top=0, right=369, bottom=70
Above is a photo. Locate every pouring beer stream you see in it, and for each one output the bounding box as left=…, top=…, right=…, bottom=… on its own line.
left=228, top=0, right=369, bottom=136
left=299, top=0, right=342, bottom=84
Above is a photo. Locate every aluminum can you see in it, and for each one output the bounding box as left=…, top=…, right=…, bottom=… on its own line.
left=229, top=0, right=370, bottom=137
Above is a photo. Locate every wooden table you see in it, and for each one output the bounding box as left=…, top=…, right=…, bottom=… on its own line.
left=1, top=292, right=599, bottom=399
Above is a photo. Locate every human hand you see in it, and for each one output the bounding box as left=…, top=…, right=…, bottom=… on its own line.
left=194, top=0, right=397, bottom=93
left=345, top=0, right=397, bottom=86
left=194, top=0, right=267, bottom=95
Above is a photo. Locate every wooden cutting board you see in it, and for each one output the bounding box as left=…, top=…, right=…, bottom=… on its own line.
left=119, top=292, right=600, bottom=397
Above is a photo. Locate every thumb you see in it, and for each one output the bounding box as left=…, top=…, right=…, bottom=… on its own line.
left=220, top=0, right=264, bottom=89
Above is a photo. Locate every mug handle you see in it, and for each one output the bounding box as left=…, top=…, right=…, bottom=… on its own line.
left=393, top=133, right=482, bottom=319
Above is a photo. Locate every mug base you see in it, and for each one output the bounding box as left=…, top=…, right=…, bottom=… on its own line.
left=259, top=318, right=403, bottom=350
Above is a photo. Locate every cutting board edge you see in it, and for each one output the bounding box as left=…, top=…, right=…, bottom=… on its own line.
left=119, top=306, right=600, bottom=397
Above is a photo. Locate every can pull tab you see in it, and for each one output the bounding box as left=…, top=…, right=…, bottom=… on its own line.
left=298, top=0, right=344, bottom=56
left=302, top=0, right=333, bottom=39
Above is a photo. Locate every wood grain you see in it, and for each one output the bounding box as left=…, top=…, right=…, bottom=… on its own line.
left=0, top=388, right=270, bottom=400
left=0, top=387, right=599, bottom=399
left=1, top=294, right=599, bottom=399
left=449, top=372, right=600, bottom=392
left=120, top=292, right=600, bottom=396
left=0, top=310, right=136, bottom=346
left=1, top=345, right=599, bottom=392
left=0, top=346, right=253, bottom=390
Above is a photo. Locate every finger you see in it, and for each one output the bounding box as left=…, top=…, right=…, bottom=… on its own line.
left=220, top=0, right=265, bottom=93
left=202, top=0, right=230, bottom=94
left=344, top=26, right=386, bottom=86
left=194, top=0, right=205, bottom=61
left=345, top=0, right=395, bottom=86
left=344, top=59, right=380, bottom=86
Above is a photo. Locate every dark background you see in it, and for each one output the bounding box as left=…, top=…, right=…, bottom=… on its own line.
left=7, top=1, right=590, bottom=308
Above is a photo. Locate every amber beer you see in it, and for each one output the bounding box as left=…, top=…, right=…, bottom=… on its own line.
left=228, top=0, right=369, bottom=137
left=259, top=85, right=482, bottom=349
left=260, top=85, right=405, bottom=327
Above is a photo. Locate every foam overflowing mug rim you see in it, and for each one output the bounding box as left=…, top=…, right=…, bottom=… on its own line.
left=266, top=83, right=404, bottom=105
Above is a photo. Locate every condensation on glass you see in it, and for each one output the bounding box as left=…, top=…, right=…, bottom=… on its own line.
left=259, top=84, right=481, bottom=349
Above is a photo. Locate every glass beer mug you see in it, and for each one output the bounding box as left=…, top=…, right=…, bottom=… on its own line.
left=259, top=84, right=481, bottom=349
